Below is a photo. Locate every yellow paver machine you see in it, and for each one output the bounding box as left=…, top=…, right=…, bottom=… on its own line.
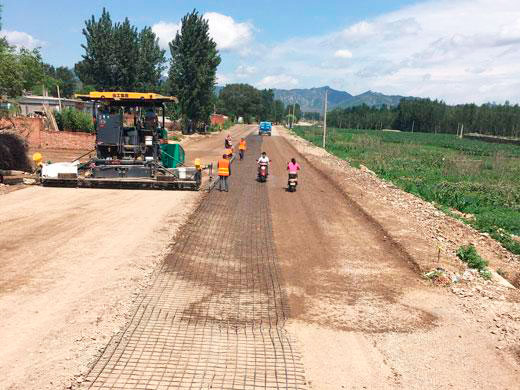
left=41, top=92, right=201, bottom=190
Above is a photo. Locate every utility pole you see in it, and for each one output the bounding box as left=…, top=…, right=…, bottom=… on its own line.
left=292, top=102, right=296, bottom=129
left=322, top=89, right=328, bottom=148
left=57, top=85, right=62, bottom=111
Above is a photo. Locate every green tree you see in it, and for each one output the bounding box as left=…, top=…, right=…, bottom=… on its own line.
left=273, top=99, right=285, bottom=123
left=75, top=9, right=166, bottom=92
left=33, top=64, right=77, bottom=97
left=112, top=18, right=138, bottom=90
left=55, top=66, right=77, bottom=97
left=0, top=2, right=6, bottom=49
left=217, top=83, right=262, bottom=123
left=168, top=10, right=221, bottom=131
left=136, top=27, right=166, bottom=92
left=75, top=8, right=115, bottom=89
left=0, top=45, right=44, bottom=97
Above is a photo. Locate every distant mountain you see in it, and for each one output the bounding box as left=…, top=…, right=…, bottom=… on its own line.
left=214, top=85, right=410, bottom=112
left=273, top=86, right=409, bottom=112
left=337, top=91, right=406, bottom=109
left=273, top=86, right=352, bottom=112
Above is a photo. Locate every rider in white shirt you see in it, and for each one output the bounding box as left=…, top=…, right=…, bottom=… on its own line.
left=257, top=152, right=270, bottom=176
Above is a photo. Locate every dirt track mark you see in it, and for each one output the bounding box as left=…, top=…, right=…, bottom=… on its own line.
left=80, top=135, right=307, bottom=389
left=263, top=134, right=436, bottom=334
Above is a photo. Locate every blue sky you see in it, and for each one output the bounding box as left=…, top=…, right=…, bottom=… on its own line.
left=2, top=0, right=520, bottom=103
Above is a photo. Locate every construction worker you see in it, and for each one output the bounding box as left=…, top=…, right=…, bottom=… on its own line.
left=238, top=138, right=247, bottom=160
left=225, top=146, right=233, bottom=159
left=225, top=133, right=232, bottom=149
left=194, top=158, right=202, bottom=186
left=217, top=154, right=231, bottom=192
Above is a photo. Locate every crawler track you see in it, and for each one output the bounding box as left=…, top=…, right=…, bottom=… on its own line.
left=81, top=135, right=307, bottom=389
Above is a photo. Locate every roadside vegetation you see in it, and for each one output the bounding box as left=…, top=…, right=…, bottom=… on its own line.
left=54, top=108, right=94, bottom=133
left=457, top=244, right=492, bottom=279
left=216, top=83, right=289, bottom=124
left=294, top=126, right=520, bottom=255
left=327, top=99, right=520, bottom=138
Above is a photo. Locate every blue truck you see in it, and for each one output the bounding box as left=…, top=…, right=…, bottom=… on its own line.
left=258, top=121, right=272, bottom=136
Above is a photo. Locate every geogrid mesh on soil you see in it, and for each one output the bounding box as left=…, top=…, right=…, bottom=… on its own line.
left=81, top=135, right=307, bottom=389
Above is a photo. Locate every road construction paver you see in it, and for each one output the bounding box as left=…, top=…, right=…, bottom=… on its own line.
left=81, top=135, right=307, bottom=389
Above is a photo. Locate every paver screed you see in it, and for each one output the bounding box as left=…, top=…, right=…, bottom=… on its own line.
left=81, top=135, right=307, bottom=389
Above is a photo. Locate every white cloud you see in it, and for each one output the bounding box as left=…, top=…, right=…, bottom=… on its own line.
left=151, top=21, right=180, bottom=49
left=216, top=73, right=231, bottom=85
left=235, top=65, right=256, bottom=78
left=257, top=74, right=298, bottom=89
left=334, top=49, right=353, bottom=59
left=252, top=0, right=520, bottom=104
left=203, top=12, right=253, bottom=52
left=152, top=12, right=252, bottom=53
left=0, top=30, right=44, bottom=49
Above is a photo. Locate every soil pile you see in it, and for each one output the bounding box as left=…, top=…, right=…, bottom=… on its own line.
left=0, top=130, right=30, bottom=171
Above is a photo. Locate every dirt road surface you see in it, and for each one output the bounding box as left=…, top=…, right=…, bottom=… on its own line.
left=0, top=125, right=249, bottom=390
left=2, top=124, right=519, bottom=389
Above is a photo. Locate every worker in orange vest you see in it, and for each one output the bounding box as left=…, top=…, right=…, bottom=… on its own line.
left=217, top=154, right=231, bottom=192
left=238, top=138, right=247, bottom=160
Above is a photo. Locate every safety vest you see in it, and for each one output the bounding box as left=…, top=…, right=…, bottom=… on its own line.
left=239, top=140, right=247, bottom=150
left=217, top=159, right=230, bottom=176
left=225, top=148, right=233, bottom=156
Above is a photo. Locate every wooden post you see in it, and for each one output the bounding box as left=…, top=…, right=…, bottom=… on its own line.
left=322, top=89, right=328, bottom=148
left=411, top=120, right=415, bottom=133
left=460, top=124, right=464, bottom=139
left=57, top=85, right=62, bottom=111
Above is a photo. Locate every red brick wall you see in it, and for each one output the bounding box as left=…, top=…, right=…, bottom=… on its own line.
left=0, top=117, right=95, bottom=150
left=210, top=114, right=228, bottom=126
left=40, top=130, right=95, bottom=150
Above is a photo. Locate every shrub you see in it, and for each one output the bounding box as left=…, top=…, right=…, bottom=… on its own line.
left=54, top=108, right=94, bottom=133
left=456, top=244, right=488, bottom=271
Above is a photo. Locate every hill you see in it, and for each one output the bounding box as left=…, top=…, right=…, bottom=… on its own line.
left=215, top=85, right=410, bottom=112
left=337, top=91, right=405, bottom=109
left=273, top=86, right=408, bottom=112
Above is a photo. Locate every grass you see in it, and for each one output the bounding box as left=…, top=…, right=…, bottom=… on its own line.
left=294, top=126, right=520, bottom=255
left=456, top=244, right=492, bottom=280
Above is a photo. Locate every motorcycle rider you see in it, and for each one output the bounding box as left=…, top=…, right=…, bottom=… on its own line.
left=257, top=151, right=270, bottom=178
left=287, top=158, right=300, bottom=175
left=287, top=158, right=300, bottom=190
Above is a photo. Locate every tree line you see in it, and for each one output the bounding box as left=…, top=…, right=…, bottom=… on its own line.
left=327, top=99, right=520, bottom=137
left=216, top=84, right=283, bottom=123
left=215, top=83, right=308, bottom=124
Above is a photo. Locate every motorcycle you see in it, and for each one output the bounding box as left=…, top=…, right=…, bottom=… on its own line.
left=287, top=173, right=298, bottom=192
left=257, top=163, right=268, bottom=182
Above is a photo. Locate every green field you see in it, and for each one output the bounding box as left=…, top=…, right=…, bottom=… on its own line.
left=294, top=126, right=520, bottom=255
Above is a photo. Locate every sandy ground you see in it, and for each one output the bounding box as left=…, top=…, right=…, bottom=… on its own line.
left=264, top=127, right=520, bottom=389
left=0, top=125, right=249, bottom=390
